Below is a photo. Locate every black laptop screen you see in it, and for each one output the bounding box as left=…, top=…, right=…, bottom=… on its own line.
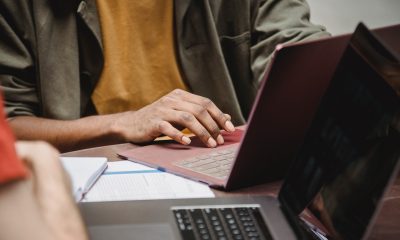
left=279, top=24, right=400, bottom=240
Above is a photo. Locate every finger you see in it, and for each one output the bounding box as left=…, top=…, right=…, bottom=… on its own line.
left=166, top=110, right=218, bottom=148
left=224, top=114, right=235, bottom=132
left=160, top=96, right=223, bottom=144
left=169, top=89, right=235, bottom=132
left=157, top=121, right=191, bottom=145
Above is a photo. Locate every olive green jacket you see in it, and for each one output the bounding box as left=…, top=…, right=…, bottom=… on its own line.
left=0, top=0, right=328, bottom=124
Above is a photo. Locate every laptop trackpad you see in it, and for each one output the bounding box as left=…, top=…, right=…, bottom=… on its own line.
left=88, top=223, right=175, bottom=240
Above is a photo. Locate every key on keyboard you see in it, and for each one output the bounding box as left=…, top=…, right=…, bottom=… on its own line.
left=173, top=147, right=237, bottom=179
left=172, top=205, right=273, bottom=240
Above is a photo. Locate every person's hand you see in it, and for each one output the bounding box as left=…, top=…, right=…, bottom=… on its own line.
left=112, top=89, right=236, bottom=147
left=15, top=141, right=88, bottom=240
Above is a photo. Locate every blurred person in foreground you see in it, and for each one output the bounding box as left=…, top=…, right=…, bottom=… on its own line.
left=0, top=94, right=87, bottom=240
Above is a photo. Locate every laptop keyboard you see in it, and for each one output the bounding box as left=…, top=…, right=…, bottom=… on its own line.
left=173, top=147, right=237, bottom=179
left=172, top=205, right=273, bottom=240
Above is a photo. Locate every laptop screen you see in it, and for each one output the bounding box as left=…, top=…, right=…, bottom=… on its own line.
left=279, top=24, right=400, bottom=240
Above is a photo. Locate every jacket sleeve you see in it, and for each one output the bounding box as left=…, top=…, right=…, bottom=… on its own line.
left=0, top=1, right=39, bottom=118
left=251, top=0, right=330, bottom=84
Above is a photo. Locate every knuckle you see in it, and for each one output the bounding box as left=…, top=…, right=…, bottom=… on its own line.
left=199, top=129, right=211, bottom=140
left=181, top=112, right=194, bottom=122
left=172, top=88, right=183, bottom=96
left=194, top=105, right=207, bottom=116
left=201, top=98, right=213, bottom=108
left=210, top=126, right=220, bottom=136
left=159, top=96, right=172, bottom=105
left=219, top=112, right=228, bottom=122
left=157, top=121, right=169, bottom=132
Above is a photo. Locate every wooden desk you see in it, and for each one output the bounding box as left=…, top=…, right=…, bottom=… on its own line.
left=63, top=143, right=400, bottom=239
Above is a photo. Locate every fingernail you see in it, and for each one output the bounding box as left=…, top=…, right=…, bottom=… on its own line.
left=225, top=120, right=235, bottom=132
left=207, top=137, right=217, bottom=148
left=182, top=136, right=191, bottom=145
left=216, top=134, right=224, bottom=145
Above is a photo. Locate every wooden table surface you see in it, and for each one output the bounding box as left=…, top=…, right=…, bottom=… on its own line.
left=62, top=143, right=400, bottom=239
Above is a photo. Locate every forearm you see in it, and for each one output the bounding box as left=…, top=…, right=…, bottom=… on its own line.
left=38, top=177, right=88, bottom=240
left=14, top=141, right=88, bottom=240
left=0, top=180, right=88, bottom=240
left=9, top=114, right=125, bottom=152
left=0, top=181, right=52, bottom=240
left=9, top=90, right=236, bottom=151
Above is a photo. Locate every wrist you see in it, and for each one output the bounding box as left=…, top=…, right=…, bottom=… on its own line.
left=106, top=111, right=132, bottom=143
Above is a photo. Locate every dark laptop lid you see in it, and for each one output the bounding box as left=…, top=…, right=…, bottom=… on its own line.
left=279, top=23, right=400, bottom=240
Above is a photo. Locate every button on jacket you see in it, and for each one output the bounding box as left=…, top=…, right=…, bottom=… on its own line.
left=0, top=0, right=329, bottom=124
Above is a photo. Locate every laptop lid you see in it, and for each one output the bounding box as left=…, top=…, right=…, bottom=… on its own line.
left=278, top=23, right=400, bottom=240
left=224, top=33, right=350, bottom=190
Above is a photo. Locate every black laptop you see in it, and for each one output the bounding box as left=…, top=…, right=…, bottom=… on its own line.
left=81, top=23, right=400, bottom=240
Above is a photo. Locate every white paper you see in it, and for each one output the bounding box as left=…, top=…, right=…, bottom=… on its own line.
left=82, top=161, right=215, bottom=202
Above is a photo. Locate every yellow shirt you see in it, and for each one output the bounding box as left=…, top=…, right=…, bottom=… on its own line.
left=92, top=0, right=188, bottom=114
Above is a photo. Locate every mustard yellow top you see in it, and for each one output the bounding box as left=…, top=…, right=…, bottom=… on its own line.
left=92, top=0, right=188, bottom=114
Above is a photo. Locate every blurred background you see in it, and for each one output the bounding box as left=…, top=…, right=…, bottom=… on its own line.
left=307, top=0, right=400, bottom=35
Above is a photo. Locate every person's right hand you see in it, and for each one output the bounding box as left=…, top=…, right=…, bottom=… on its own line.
left=111, top=89, right=236, bottom=147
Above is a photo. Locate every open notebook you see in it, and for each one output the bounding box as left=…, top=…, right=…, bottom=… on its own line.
left=61, top=157, right=108, bottom=202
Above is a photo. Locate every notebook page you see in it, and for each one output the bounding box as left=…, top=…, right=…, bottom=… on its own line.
left=82, top=161, right=214, bottom=202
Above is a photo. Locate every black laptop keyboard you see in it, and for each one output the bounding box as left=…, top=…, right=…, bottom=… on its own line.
left=173, top=147, right=237, bottom=179
left=172, top=205, right=273, bottom=240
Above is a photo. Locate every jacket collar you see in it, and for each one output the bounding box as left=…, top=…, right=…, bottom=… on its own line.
left=175, top=0, right=192, bottom=25
left=76, top=0, right=103, bottom=50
